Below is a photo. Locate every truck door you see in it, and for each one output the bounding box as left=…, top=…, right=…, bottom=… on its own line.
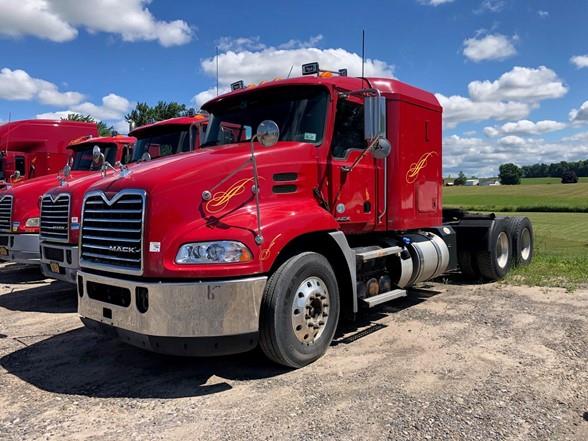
left=327, top=97, right=378, bottom=232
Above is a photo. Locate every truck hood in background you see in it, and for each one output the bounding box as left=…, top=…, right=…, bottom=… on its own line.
left=86, top=142, right=310, bottom=194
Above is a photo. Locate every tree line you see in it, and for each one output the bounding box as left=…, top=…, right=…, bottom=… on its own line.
left=61, top=101, right=195, bottom=136
left=521, top=160, right=588, bottom=178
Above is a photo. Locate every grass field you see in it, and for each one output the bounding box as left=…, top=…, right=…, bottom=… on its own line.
left=501, top=212, right=588, bottom=291
left=442, top=181, right=588, bottom=290
left=521, top=177, right=564, bottom=185
left=444, top=181, right=588, bottom=212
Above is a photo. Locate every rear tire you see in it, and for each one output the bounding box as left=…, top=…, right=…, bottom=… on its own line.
left=476, top=221, right=512, bottom=281
left=259, top=252, right=340, bottom=368
left=507, top=217, right=534, bottom=266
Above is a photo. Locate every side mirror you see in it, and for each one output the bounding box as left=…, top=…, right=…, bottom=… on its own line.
left=12, top=170, right=21, bottom=180
left=372, top=138, right=392, bottom=159
left=364, top=95, right=386, bottom=141
left=256, top=120, right=280, bottom=147
left=63, top=164, right=71, bottom=178
left=92, top=145, right=103, bottom=163
left=141, top=152, right=152, bottom=162
left=128, top=120, right=136, bottom=133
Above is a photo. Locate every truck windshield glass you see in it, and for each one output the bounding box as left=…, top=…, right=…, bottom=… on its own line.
left=202, top=86, right=328, bottom=147
left=71, top=143, right=117, bottom=170
left=132, top=126, right=191, bottom=161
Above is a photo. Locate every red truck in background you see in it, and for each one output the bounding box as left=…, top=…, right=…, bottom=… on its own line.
left=0, top=135, right=134, bottom=264
left=0, top=119, right=98, bottom=187
left=76, top=63, right=534, bottom=368
left=39, top=114, right=209, bottom=283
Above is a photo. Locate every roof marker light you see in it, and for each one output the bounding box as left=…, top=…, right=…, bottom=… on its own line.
left=231, top=80, right=245, bottom=91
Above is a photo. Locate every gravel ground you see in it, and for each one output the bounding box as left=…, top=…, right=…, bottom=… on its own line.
left=0, top=262, right=586, bottom=441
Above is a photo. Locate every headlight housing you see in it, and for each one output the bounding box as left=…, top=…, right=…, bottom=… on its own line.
left=25, top=217, right=40, bottom=228
left=175, top=241, right=253, bottom=264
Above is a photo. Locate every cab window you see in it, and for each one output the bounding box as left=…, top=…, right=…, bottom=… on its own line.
left=331, top=99, right=366, bottom=158
left=15, top=156, right=26, bottom=177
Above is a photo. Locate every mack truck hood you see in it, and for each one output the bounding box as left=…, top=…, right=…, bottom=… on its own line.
left=82, top=141, right=326, bottom=278
left=3, top=171, right=89, bottom=233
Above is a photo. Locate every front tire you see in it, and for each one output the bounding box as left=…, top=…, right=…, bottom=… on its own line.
left=259, top=252, right=340, bottom=368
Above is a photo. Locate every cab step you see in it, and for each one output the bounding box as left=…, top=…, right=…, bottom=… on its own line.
left=354, top=245, right=403, bottom=264
left=360, top=289, right=407, bottom=308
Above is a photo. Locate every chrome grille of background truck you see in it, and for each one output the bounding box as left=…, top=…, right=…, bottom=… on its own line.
left=0, top=195, right=13, bottom=232
left=40, top=194, right=71, bottom=242
left=80, top=190, right=145, bottom=275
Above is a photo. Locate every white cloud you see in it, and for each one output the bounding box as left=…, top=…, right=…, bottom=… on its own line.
left=484, top=120, right=567, bottom=137
left=0, top=67, right=84, bottom=106
left=36, top=93, right=132, bottom=123
left=463, top=33, right=517, bottom=62
left=475, top=0, right=505, bottom=14
left=569, top=101, right=588, bottom=123
left=0, top=0, right=193, bottom=46
left=194, top=39, right=395, bottom=107
left=216, top=35, right=324, bottom=53
left=538, top=10, right=549, bottom=18
left=436, top=93, right=530, bottom=127
left=468, top=66, right=567, bottom=102
left=571, top=55, right=588, bottom=69
left=418, top=0, right=454, bottom=6
left=438, top=66, right=567, bottom=128
left=562, top=132, right=588, bottom=143
left=443, top=133, right=588, bottom=177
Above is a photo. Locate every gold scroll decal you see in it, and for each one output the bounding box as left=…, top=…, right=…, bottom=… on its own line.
left=205, top=177, right=254, bottom=214
left=260, top=233, right=282, bottom=261
left=406, top=151, right=438, bottom=184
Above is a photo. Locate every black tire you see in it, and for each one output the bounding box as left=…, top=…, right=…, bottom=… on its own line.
left=259, top=252, right=340, bottom=368
left=476, top=221, right=512, bottom=281
left=508, top=217, right=534, bottom=266
left=458, top=247, right=480, bottom=280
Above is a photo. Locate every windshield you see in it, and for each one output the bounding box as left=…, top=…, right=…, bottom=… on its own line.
left=71, top=143, right=117, bottom=171
left=203, top=86, right=329, bottom=147
left=132, top=125, right=194, bottom=161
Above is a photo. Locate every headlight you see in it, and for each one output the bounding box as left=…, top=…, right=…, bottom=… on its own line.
left=175, top=241, right=253, bottom=264
left=25, top=217, right=40, bottom=228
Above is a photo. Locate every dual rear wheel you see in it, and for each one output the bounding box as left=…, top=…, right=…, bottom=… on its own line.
left=460, top=216, right=533, bottom=282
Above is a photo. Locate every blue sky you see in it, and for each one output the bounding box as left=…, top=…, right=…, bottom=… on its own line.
left=0, top=0, right=587, bottom=176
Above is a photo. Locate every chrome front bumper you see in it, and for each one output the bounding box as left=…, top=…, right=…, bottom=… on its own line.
left=40, top=243, right=79, bottom=284
left=77, top=271, right=268, bottom=356
left=0, top=233, right=40, bottom=264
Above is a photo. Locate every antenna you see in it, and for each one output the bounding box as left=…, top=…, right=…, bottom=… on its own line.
left=216, top=46, right=219, bottom=96
left=287, top=65, right=294, bottom=78
left=3, top=112, right=12, bottom=155
left=361, top=30, right=365, bottom=78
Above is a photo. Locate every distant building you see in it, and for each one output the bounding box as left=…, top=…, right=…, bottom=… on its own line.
left=465, top=179, right=480, bottom=186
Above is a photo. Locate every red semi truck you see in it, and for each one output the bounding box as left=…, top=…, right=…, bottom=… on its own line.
left=76, top=64, right=534, bottom=368
left=39, top=114, right=209, bottom=283
left=0, top=119, right=98, bottom=187
left=0, top=135, right=134, bottom=264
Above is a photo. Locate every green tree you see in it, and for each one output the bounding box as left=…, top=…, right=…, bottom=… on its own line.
left=499, top=163, right=522, bottom=185
left=454, top=171, right=467, bottom=186
left=62, top=113, right=113, bottom=137
left=124, top=101, right=193, bottom=127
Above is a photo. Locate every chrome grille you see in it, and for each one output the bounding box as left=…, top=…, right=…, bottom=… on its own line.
left=40, top=194, right=71, bottom=242
left=80, top=190, right=145, bottom=274
left=0, top=195, right=13, bottom=232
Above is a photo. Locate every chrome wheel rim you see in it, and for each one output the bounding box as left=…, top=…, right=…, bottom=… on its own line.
left=520, top=228, right=531, bottom=261
left=291, top=276, right=330, bottom=344
left=496, top=231, right=509, bottom=269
